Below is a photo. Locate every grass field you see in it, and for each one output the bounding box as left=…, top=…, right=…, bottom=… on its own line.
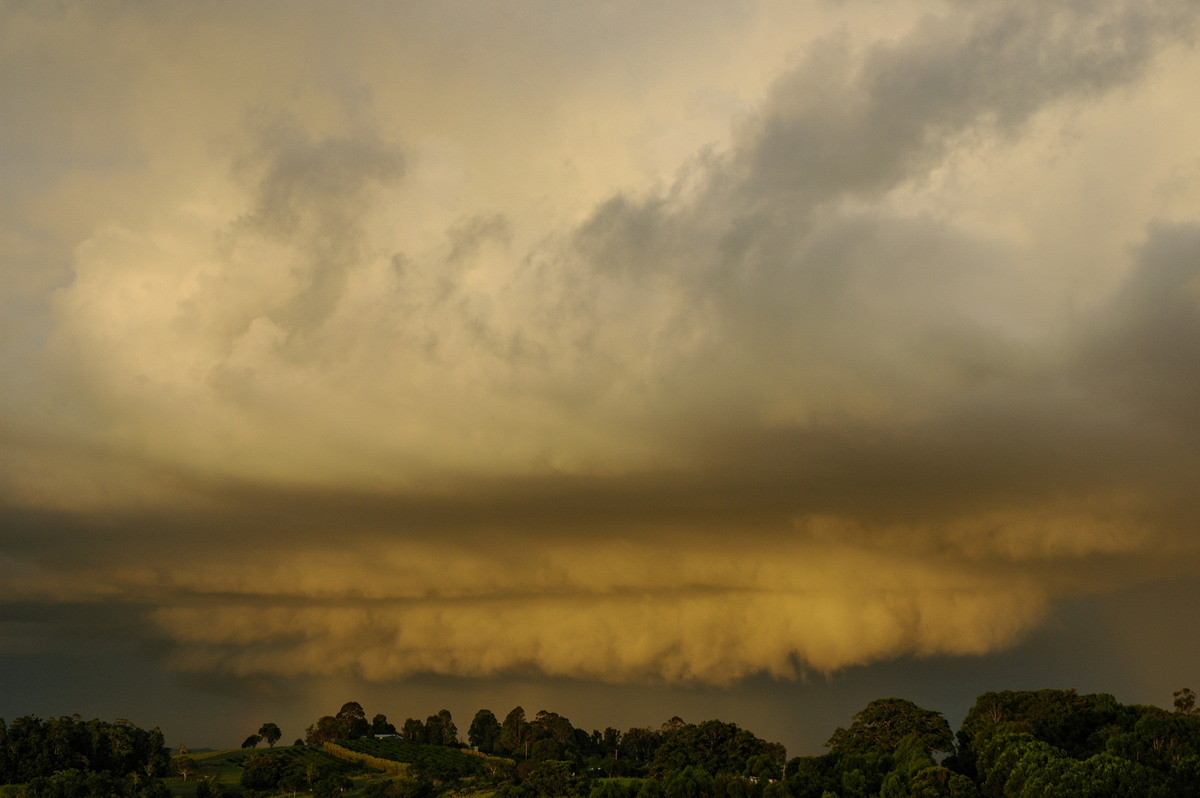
left=9, top=741, right=504, bottom=797
left=163, top=744, right=387, bottom=797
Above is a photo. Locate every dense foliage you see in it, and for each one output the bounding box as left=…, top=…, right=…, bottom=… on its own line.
left=778, top=689, right=1200, bottom=798
left=0, top=714, right=170, bottom=797
left=8, top=687, right=1200, bottom=796
left=237, top=751, right=350, bottom=795
left=342, top=738, right=489, bottom=781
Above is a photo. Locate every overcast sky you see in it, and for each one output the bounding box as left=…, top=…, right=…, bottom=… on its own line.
left=3, top=0, right=1200, bottom=754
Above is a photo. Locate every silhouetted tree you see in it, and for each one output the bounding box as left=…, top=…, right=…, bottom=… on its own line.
left=470, top=709, right=502, bottom=753
left=1175, top=688, right=1198, bottom=715
left=258, top=721, right=282, bottom=747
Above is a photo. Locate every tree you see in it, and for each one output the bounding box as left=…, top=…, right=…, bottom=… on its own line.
left=424, top=709, right=459, bottom=746
left=531, top=711, right=576, bottom=747
left=827, top=698, right=954, bottom=759
left=258, top=722, right=282, bottom=747
left=522, top=759, right=586, bottom=797
left=621, top=727, right=662, bottom=768
left=500, top=706, right=529, bottom=757
left=426, top=714, right=446, bottom=746
left=956, top=688, right=1127, bottom=771
left=339, top=700, right=366, bottom=717
left=470, top=709, right=502, bottom=753
left=314, top=774, right=354, bottom=798
left=590, top=781, right=633, bottom=798
left=241, top=734, right=262, bottom=749
left=173, top=752, right=197, bottom=781
left=307, top=715, right=339, bottom=746
left=637, top=779, right=665, bottom=798
left=651, top=719, right=783, bottom=778
left=663, top=765, right=714, bottom=798
left=1175, top=688, right=1198, bottom=716
left=907, top=766, right=977, bottom=797
left=240, top=752, right=289, bottom=791
left=402, top=717, right=426, bottom=742
left=373, top=714, right=398, bottom=735
left=336, top=701, right=371, bottom=740
left=279, top=768, right=310, bottom=797
left=438, top=709, right=460, bottom=746
left=364, top=777, right=438, bottom=798
left=879, top=734, right=938, bottom=797
left=840, top=768, right=868, bottom=798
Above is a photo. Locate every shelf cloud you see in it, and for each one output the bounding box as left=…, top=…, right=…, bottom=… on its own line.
left=2, top=0, right=1199, bottom=720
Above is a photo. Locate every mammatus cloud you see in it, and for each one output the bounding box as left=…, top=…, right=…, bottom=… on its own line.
left=1, top=1, right=1199, bottom=687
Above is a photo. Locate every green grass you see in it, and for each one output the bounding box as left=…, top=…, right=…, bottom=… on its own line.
left=342, top=738, right=491, bottom=779
left=159, top=743, right=509, bottom=797
left=164, top=744, right=380, bottom=796
left=164, top=748, right=244, bottom=797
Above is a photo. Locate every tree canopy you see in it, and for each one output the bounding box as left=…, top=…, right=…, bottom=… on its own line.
left=826, top=698, right=954, bottom=758
left=9, top=687, right=1200, bottom=798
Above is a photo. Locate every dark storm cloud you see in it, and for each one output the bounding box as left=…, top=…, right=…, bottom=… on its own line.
left=739, top=0, right=1196, bottom=205
left=1075, top=223, right=1200, bottom=434
left=1, top=0, right=1199, bottom=697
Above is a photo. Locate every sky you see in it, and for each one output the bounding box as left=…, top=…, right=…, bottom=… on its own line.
left=2, top=0, right=1200, bottom=756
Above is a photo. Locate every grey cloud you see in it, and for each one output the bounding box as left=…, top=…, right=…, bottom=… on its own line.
left=447, top=215, right=512, bottom=264
left=3, top=0, right=1200, bottom=701
left=550, top=0, right=1200, bottom=448
left=740, top=1, right=1198, bottom=208
left=1074, top=223, right=1200, bottom=434
left=235, top=126, right=406, bottom=338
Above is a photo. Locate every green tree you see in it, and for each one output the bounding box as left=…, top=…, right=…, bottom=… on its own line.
left=403, top=717, right=426, bottom=742
left=523, top=759, right=586, bottom=797
left=336, top=701, right=371, bottom=740
left=651, top=720, right=784, bottom=778
left=425, top=713, right=443, bottom=745
left=470, top=709, right=502, bottom=753
left=637, top=779, right=665, bottom=798
left=879, top=734, right=937, bottom=798
left=622, top=727, right=662, bottom=769
left=908, top=766, right=978, bottom=797
left=258, top=721, right=282, bottom=747
left=954, top=688, right=1130, bottom=778
left=590, top=780, right=630, bottom=798
left=279, top=767, right=310, bottom=796
left=425, top=708, right=459, bottom=746
left=663, top=765, right=714, bottom=798
left=241, top=733, right=262, bottom=749
left=314, top=773, right=354, bottom=798
left=364, top=777, right=438, bottom=798
left=240, top=752, right=289, bottom=791
left=307, top=715, right=340, bottom=745
left=500, top=706, right=530, bottom=757
left=173, top=751, right=198, bottom=781
left=439, top=708, right=459, bottom=746
left=840, top=768, right=867, bottom=798
left=762, top=780, right=790, bottom=798
left=827, top=698, right=953, bottom=759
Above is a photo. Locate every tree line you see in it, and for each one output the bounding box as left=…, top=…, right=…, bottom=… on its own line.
left=279, top=688, right=1200, bottom=797
left=6, top=687, right=1200, bottom=796
left=0, top=714, right=171, bottom=797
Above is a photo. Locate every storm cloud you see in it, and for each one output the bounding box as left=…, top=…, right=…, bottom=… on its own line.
left=2, top=0, right=1200, bottom=743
